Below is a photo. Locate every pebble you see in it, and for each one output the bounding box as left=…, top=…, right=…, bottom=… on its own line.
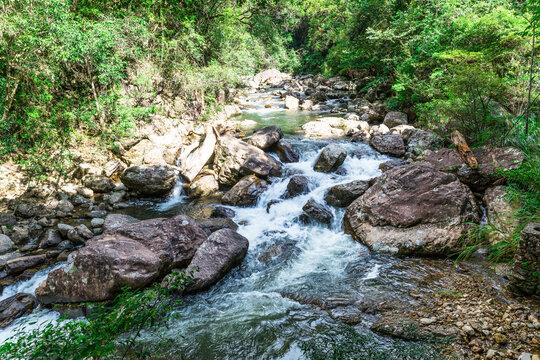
left=420, top=317, right=436, bottom=325
left=463, top=325, right=475, bottom=335
left=90, top=218, right=105, bottom=228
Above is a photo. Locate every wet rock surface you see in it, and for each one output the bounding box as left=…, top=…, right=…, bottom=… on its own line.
left=283, top=175, right=310, bottom=198
left=314, top=144, right=347, bottom=173
left=324, top=180, right=370, bottom=207
left=302, top=199, right=334, bottom=225
left=221, top=175, right=270, bottom=207
left=0, top=293, right=37, bottom=328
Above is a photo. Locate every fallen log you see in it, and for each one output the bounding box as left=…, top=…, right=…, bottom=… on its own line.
left=451, top=130, right=478, bottom=168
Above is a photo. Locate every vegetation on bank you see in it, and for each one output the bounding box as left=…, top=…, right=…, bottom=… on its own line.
left=0, top=270, right=191, bottom=360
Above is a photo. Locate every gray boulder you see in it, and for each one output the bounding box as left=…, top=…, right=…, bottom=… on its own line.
left=39, top=229, right=63, bottom=249
left=303, top=199, right=334, bottom=225
left=36, top=237, right=162, bottom=304
left=324, top=180, right=370, bottom=207
left=383, top=111, right=408, bottom=128
left=314, top=144, right=347, bottom=173
left=245, top=126, right=283, bottom=150
left=120, top=165, right=177, bottom=196
left=82, top=175, right=115, bottom=193
left=272, top=140, right=299, bottom=163
left=283, top=175, right=310, bottom=198
left=0, top=234, right=14, bottom=255
left=344, top=162, right=479, bottom=256
left=370, top=134, right=406, bottom=157
left=213, top=135, right=282, bottom=186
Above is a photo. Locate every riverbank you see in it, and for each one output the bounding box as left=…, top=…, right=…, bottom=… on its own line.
left=0, top=70, right=538, bottom=360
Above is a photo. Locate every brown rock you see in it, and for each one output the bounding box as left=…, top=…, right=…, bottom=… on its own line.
left=0, top=293, right=37, bottom=328
left=344, top=162, right=479, bottom=256
left=221, top=175, right=269, bottom=207
left=185, top=229, right=249, bottom=293
left=36, top=237, right=162, bottom=304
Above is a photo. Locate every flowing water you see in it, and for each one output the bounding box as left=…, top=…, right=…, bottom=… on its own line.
left=0, top=91, right=492, bottom=358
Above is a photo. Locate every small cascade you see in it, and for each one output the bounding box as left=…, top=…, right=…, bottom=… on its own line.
left=154, top=175, right=187, bottom=212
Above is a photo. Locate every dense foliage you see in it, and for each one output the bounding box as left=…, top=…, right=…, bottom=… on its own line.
left=0, top=0, right=298, bottom=173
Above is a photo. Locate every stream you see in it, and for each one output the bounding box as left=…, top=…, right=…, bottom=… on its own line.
left=0, top=89, right=495, bottom=358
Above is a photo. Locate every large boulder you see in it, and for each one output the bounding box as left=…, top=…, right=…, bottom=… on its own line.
left=344, top=162, right=479, bottom=256
left=221, top=175, right=269, bottom=207
left=324, top=180, right=370, bottom=207
left=0, top=293, right=37, bottom=328
left=383, top=111, right=408, bottom=128
left=120, top=165, right=177, bottom=196
left=82, top=175, right=115, bottom=193
left=213, top=135, right=282, bottom=186
left=283, top=175, right=311, bottom=198
left=36, top=237, right=162, bottom=304
left=245, top=126, right=283, bottom=150
left=253, top=69, right=288, bottom=87
left=314, top=144, right=347, bottom=173
left=184, top=229, right=249, bottom=293
left=272, top=140, right=299, bottom=163
left=302, top=122, right=345, bottom=138
left=370, top=134, right=406, bottom=157
left=421, top=146, right=524, bottom=192
left=303, top=199, right=334, bottom=225
left=483, top=186, right=519, bottom=244
left=100, top=215, right=208, bottom=269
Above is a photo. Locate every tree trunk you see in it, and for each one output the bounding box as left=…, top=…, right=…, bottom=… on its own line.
left=525, top=22, right=536, bottom=135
